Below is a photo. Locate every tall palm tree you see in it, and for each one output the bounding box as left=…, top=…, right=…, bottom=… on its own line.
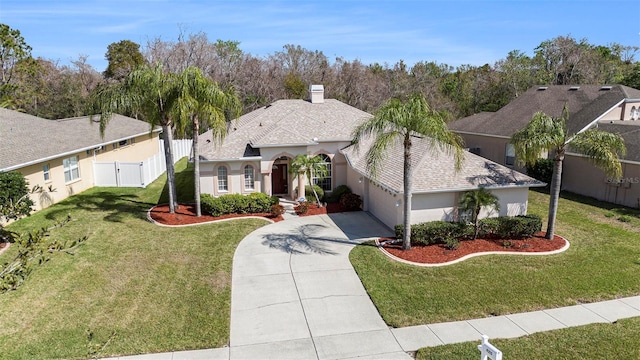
left=174, top=67, right=241, bottom=216
left=289, top=154, right=329, bottom=206
left=511, top=106, right=626, bottom=239
left=458, top=187, right=500, bottom=239
left=351, top=94, right=464, bottom=251
left=91, top=63, right=185, bottom=214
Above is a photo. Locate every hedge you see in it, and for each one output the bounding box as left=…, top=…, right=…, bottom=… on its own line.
left=200, top=192, right=273, bottom=217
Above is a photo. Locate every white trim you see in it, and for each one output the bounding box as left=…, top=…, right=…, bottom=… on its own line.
left=573, top=99, right=625, bottom=136
left=452, top=130, right=511, bottom=139
left=565, top=151, right=640, bottom=165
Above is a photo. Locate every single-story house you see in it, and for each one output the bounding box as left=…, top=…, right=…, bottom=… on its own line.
left=0, top=108, right=162, bottom=211
left=449, top=85, right=640, bottom=209
left=198, top=85, right=544, bottom=229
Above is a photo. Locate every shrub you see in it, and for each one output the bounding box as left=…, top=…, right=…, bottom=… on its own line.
left=270, top=204, right=285, bottom=217
left=339, top=193, right=362, bottom=211
left=526, top=158, right=554, bottom=186
left=395, top=221, right=469, bottom=247
left=294, top=185, right=324, bottom=203
left=479, top=215, right=542, bottom=239
left=0, top=171, right=34, bottom=221
left=296, top=201, right=310, bottom=215
left=329, top=185, right=352, bottom=203
left=270, top=195, right=281, bottom=206
left=200, top=192, right=274, bottom=216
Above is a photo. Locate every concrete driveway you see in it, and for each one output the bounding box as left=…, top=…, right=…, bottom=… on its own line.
left=229, top=212, right=411, bottom=360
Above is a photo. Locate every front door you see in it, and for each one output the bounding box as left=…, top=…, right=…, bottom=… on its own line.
left=272, top=164, right=288, bottom=195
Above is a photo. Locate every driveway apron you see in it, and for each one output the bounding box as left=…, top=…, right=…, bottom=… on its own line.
left=230, top=212, right=412, bottom=360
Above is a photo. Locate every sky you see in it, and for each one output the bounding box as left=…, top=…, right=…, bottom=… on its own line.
left=1, top=0, right=639, bottom=72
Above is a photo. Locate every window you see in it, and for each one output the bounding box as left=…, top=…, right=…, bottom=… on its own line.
left=118, top=139, right=131, bottom=147
left=631, top=106, right=639, bottom=121
left=217, top=166, right=228, bottom=191
left=43, top=163, right=50, bottom=182
left=312, top=154, right=332, bottom=191
left=244, top=165, right=255, bottom=190
left=505, top=144, right=516, bottom=166
left=63, top=156, right=80, bottom=182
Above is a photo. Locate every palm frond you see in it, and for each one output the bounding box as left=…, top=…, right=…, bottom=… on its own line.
left=571, top=129, right=626, bottom=178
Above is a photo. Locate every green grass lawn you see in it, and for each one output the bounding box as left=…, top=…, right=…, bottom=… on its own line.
left=350, top=189, right=640, bottom=327
left=0, top=159, right=269, bottom=359
left=416, top=317, right=640, bottom=360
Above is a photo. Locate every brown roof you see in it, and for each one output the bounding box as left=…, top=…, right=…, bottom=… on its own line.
left=449, top=85, right=640, bottom=137
left=342, top=135, right=544, bottom=194
left=198, top=99, right=372, bottom=160
left=0, top=108, right=158, bottom=171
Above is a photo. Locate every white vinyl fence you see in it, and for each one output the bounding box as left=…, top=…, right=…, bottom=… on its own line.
left=94, top=139, right=193, bottom=188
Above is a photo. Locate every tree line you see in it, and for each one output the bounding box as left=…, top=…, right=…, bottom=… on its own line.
left=1, top=23, right=639, bottom=123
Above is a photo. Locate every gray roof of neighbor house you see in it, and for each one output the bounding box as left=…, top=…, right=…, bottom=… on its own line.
left=592, top=122, right=640, bottom=163
left=0, top=108, right=159, bottom=171
left=449, top=85, right=640, bottom=137
left=198, top=99, right=372, bottom=160
left=342, top=135, right=545, bottom=194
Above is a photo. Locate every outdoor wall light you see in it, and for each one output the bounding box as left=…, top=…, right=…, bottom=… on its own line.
left=358, top=177, right=363, bottom=184
left=395, top=200, right=401, bottom=207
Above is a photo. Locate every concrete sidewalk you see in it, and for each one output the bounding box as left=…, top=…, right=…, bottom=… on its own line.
left=103, top=212, right=640, bottom=360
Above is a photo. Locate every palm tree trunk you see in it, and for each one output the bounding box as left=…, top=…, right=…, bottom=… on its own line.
left=402, top=134, right=412, bottom=251
left=546, top=153, right=564, bottom=239
left=193, top=116, right=201, bottom=217
left=308, top=168, right=322, bottom=207
left=162, top=124, right=178, bottom=214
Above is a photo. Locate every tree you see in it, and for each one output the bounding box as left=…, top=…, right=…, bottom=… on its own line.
left=351, top=94, right=464, bottom=251
left=0, top=171, right=34, bottom=222
left=511, top=106, right=626, bottom=239
left=103, top=40, right=145, bottom=80
left=174, top=67, right=240, bottom=216
left=90, top=63, right=185, bottom=213
left=289, top=154, right=329, bottom=206
left=0, top=24, right=33, bottom=105
left=459, top=187, right=500, bottom=239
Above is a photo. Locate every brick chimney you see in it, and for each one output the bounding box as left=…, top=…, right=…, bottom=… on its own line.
left=309, top=84, right=324, bottom=104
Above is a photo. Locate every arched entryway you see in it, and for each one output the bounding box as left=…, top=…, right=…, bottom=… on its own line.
left=271, top=156, right=291, bottom=196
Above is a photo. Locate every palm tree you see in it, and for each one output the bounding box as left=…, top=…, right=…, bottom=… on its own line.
left=173, top=67, right=241, bottom=216
left=351, top=94, right=464, bottom=251
left=289, top=154, right=329, bottom=206
left=458, top=187, right=500, bottom=239
left=90, top=63, right=185, bottom=214
left=511, top=106, right=626, bottom=239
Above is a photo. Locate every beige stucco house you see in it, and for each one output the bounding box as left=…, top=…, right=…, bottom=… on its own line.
left=198, top=85, right=544, bottom=229
left=0, top=108, right=161, bottom=211
left=449, top=85, right=640, bottom=209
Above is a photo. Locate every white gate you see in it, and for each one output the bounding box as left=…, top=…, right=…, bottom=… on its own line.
left=94, top=161, right=144, bottom=187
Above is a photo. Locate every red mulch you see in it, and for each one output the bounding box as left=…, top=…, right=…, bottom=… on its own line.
left=381, top=232, right=566, bottom=264
left=294, top=202, right=357, bottom=216
left=149, top=204, right=284, bottom=226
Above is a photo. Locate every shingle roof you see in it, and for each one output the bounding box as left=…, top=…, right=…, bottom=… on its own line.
left=0, top=108, right=158, bottom=170
left=199, top=99, right=372, bottom=160
left=342, top=135, right=544, bottom=194
left=592, top=121, right=640, bottom=162
left=449, top=85, right=640, bottom=137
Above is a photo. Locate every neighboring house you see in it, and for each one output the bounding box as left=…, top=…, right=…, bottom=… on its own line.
left=449, top=85, right=640, bottom=209
left=0, top=108, right=162, bottom=211
left=199, top=85, right=544, bottom=229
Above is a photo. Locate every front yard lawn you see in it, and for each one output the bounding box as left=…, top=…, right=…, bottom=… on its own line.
left=0, top=159, right=269, bottom=359
left=350, top=190, right=640, bottom=327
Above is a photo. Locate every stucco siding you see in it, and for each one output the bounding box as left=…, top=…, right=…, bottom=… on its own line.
left=458, top=134, right=510, bottom=166
left=563, top=155, right=640, bottom=208
left=411, top=192, right=456, bottom=223
left=490, top=187, right=529, bottom=217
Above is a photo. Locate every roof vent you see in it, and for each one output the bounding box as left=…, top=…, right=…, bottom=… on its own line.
left=600, top=86, right=612, bottom=91
left=569, top=86, right=580, bottom=90
left=537, top=86, right=548, bottom=91
left=309, top=84, right=324, bottom=104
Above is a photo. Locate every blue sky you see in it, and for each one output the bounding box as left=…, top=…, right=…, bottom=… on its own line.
left=1, top=0, right=639, bottom=72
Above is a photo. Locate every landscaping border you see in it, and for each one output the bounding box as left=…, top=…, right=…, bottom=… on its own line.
left=375, top=235, right=570, bottom=267
left=146, top=205, right=276, bottom=228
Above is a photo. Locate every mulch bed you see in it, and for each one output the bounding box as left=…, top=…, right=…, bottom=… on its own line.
left=148, top=204, right=284, bottom=226
left=380, top=232, right=567, bottom=264
left=295, top=202, right=356, bottom=216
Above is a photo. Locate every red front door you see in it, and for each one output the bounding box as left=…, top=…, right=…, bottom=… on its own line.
left=272, top=164, right=288, bottom=194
